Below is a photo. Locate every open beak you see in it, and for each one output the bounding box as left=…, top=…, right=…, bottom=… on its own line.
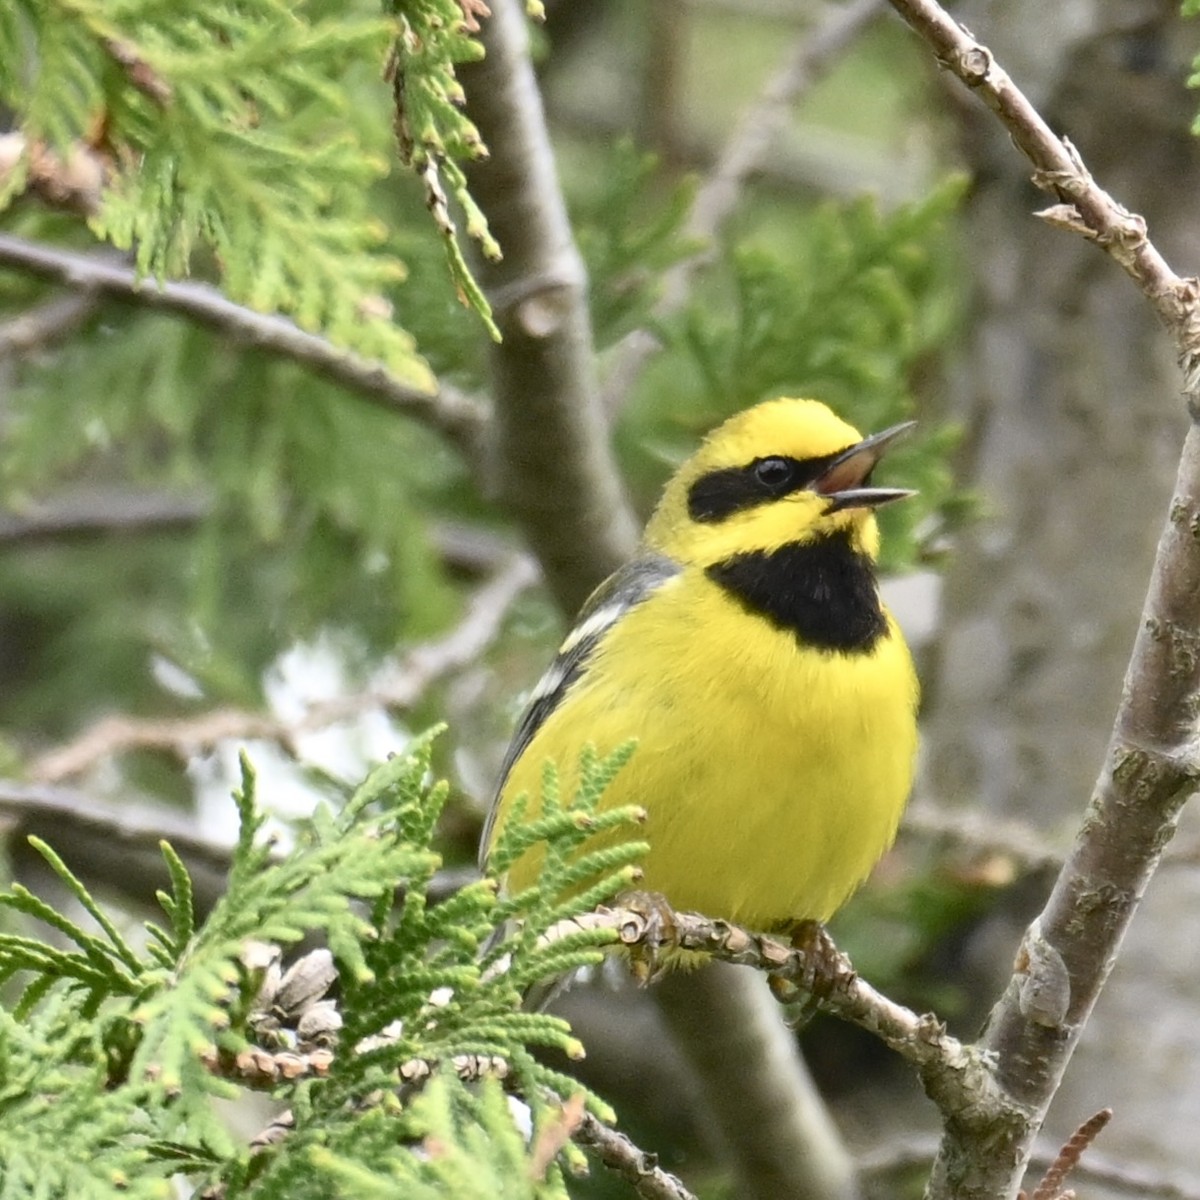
left=814, top=420, right=917, bottom=513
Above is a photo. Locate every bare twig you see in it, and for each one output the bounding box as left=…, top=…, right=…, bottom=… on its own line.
left=0, top=780, right=236, bottom=916
left=670, top=0, right=884, bottom=296
left=1025, top=1109, right=1112, bottom=1200
left=0, top=292, right=99, bottom=358
left=882, top=3, right=1200, bottom=1197
left=565, top=901, right=1006, bottom=1123
left=31, top=552, right=538, bottom=782
left=0, top=234, right=488, bottom=460
left=575, top=1111, right=698, bottom=1200
left=601, top=0, right=885, bottom=412
left=884, top=0, right=1200, bottom=387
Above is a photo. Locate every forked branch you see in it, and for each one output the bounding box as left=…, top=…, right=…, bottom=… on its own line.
left=885, top=2, right=1200, bottom=1196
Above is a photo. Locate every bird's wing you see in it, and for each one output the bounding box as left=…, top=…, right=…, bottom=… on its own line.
left=480, top=552, right=680, bottom=866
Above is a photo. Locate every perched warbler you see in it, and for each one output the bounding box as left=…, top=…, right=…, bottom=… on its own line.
left=481, top=398, right=919, bottom=930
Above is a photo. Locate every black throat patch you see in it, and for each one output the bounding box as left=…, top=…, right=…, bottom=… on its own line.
left=706, top=528, right=886, bottom=652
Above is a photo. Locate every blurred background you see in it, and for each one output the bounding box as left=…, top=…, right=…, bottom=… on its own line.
left=2, top=1, right=1199, bottom=1196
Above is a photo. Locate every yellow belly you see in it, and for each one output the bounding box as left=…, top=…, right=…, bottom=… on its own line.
left=494, top=570, right=919, bottom=928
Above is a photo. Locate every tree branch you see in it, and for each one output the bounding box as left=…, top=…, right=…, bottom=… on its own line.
left=575, top=1113, right=699, bottom=1200
left=30, top=552, right=538, bottom=783
left=883, top=0, right=1200, bottom=382
left=0, top=291, right=99, bottom=357
left=578, top=901, right=1006, bottom=1124
left=0, top=780, right=479, bottom=919
left=0, top=486, right=212, bottom=542
left=600, top=0, right=885, bottom=412
left=459, top=0, right=641, bottom=614
left=0, top=780, right=235, bottom=917
left=860, top=1130, right=1200, bottom=1199
left=0, top=233, right=488, bottom=461
left=883, top=2, right=1200, bottom=1196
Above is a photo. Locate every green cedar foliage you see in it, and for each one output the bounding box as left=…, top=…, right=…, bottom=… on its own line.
left=0, top=0, right=495, bottom=731
left=0, top=319, right=462, bottom=722
left=0, top=733, right=646, bottom=1198
left=0, top=0, right=495, bottom=379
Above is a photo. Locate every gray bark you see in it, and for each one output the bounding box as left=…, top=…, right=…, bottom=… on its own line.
left=923, top=2, right=1200, bottom=1191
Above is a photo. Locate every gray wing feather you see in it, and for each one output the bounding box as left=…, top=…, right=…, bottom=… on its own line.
left=478, top=553, right=680, bottom=868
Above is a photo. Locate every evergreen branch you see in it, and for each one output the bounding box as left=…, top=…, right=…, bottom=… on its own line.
left=0, top=233, right=488, bottom=460
left=458, top=0, right=641, bottom=614
left=0, top=732, right=651, bottom=1195
left=202, top=1032, right=697, bottom=1200
left=30, top=552, right=537, bottom=782
left=600, top=0, right=885, bottom=413
left=574, top=1112, right=698, bottom=1200
left=158, top=841, right=196, bottom=951
left=26, top=836, right=142, bottom=974
left=387, top=0, right=498, bottom=333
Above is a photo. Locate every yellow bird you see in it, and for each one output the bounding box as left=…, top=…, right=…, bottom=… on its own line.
left=481, top=398, right=919, bottom=930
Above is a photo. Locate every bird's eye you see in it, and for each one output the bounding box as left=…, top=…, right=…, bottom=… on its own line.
left=753, top=457, right=794, bottom=489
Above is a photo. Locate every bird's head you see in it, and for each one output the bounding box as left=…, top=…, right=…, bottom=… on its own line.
left=643, top=397, right=914, bottom=568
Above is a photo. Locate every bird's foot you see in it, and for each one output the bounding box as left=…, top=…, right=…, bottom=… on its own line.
left=612, top=890, right=679, bottom=984
left=767, top=920, right=853, bottom=1025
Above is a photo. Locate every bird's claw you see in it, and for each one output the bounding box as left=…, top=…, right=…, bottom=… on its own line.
left=614, top=890, right=678, bottom=984
left=769, top=920, right=852, bottom=1026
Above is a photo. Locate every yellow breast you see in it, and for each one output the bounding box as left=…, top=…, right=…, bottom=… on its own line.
left=496, top=567, right=919, bottom=928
